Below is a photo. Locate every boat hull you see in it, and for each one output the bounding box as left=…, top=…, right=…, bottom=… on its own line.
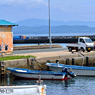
left=49, top=67, right=95, bottom=76
left=6, top=67, right=70, bottom=80
left=0, top=85, right=46, bottom=95
left=71, top=69, right=95, bottom=76
left=46, top=63, right=95, bottom=76
left=12, top=72, right=65, bottom=80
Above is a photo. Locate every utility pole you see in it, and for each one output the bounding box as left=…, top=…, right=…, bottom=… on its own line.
left=48, top=0, right=51, bottom=49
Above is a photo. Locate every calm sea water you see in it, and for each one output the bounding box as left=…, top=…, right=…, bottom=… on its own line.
left=0, top=76, right=95, bottom=95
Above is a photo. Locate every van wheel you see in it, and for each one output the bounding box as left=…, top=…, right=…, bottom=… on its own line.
left=80, top=47, right=85, bottom=52
left=68, top=47, right=72, bottom=52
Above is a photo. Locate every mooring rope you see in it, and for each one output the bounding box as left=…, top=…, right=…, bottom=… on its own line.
left=34, top=58, right=43, bottom=70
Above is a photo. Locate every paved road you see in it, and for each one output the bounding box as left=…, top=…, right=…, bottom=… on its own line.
left=13, top=48, right=68, bottom=54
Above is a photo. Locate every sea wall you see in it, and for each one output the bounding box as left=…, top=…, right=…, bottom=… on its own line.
left=29, top=54, right=95, bottom=70
left=1, top=52, right=95, bottom=75
left=0, top=59, right=27, bottom=75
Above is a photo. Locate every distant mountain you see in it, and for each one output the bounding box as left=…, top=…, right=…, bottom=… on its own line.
left=16, top=18, right=49, bottom=27
left=16, top=18, right=95, bottom=27
left=13, top=18, right=95, bottom=35
left=13, top=25, right=95, bottom=35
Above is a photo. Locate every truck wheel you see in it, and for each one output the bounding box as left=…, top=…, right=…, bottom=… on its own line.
left=80, top=47, right=85, bottom=52
left=87, top=50, right=90, bottom=52
left=68, top=47, right=72, bottom=52
left=76, top=49, right=78, bottom=52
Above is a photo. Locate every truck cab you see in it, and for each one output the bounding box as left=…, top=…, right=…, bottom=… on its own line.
left=78, top=37, right=94, bottom=52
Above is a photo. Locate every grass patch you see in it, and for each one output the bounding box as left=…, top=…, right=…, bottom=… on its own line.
left=0, top=55, right=36, bottom=61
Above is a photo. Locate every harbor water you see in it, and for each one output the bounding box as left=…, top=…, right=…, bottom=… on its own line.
left=0, top=76, right=95, bottom=95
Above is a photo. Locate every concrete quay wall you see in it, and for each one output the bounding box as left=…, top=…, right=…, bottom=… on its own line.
left=30, top=53, right=95, bottom=70
left=2, top=59, right=27, bottom=74
left=1, top=52, right=95, bottom=74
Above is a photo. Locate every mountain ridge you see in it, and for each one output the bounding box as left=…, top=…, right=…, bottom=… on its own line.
left=15, top=18, right=95, bottom=27
left=13, top=18, right=95, bottom=35
left=13, top=25, right=95, bottom=35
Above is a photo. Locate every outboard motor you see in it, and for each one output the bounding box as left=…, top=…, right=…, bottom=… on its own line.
left=62, top=67, right=76, bottom=78
left=56, top=60, right=59, bottom=66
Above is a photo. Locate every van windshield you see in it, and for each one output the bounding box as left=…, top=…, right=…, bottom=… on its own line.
left=85, top=39, right=92, bottom=43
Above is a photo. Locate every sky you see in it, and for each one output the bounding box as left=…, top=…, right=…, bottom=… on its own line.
left=1, top=0, right=95, bottom=23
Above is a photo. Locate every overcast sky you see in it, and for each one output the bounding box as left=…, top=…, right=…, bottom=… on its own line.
left=0, top=0, right=95, bottom=22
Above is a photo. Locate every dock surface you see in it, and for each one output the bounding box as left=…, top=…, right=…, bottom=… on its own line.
left=13, top=47, right=95, bottom=58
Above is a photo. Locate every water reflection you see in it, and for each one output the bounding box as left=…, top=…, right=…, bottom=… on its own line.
left=64, top=79, right=76, bottom=87
left=0, top=76, right=14, bottom=86
left=0, top=76, right=76, bottom=87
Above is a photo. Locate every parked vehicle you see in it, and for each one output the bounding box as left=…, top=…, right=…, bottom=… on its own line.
left=66, top=37, right=94, bottom=52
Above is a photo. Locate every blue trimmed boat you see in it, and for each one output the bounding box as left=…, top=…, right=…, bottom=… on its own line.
left=46, top=62, right=95, bottom=76
left=6, top=67, right=75, bottom=80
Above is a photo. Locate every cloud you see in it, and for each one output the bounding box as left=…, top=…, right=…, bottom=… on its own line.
left=1, top=0, right=95, bottom=22
left=0, top=0, right=47, bottom=6
left=0, top=0, right=48, bottom=11
left=0, top=0, right=13, bottom=5
left=0, top=0, right=48, bottom=22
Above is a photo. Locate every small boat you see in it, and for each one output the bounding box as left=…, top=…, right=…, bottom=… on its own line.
left=6, top=67, right=75, bottom=81
left=0, top=85, right=46, bottom=95
left=46, top=62, right=95, bottom=76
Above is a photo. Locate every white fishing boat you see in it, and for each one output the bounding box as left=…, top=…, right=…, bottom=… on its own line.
left=46, top=62, right=95, bottom=76
left=0, top=85, right=46, bottom=95
left=6, top=67, right=75, bottom=81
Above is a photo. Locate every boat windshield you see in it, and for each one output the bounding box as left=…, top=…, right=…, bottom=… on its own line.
left=85, top=39, right=92, bottom=43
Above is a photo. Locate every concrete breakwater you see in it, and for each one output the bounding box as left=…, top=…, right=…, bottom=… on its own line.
left=13, top=35, right=95, bottom=44
left=0, top=51, right=95, bottom=75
